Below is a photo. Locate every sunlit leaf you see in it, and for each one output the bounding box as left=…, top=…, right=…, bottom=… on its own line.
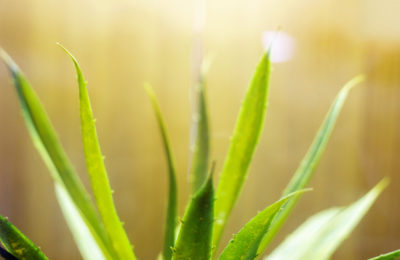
left=145, top=84, right=178, bottom=260
left=59, top=44, right=135, bottom=260
left=55, top=184, right=106, bottom=260
left=369, top=249, right=400, bottom=260
left=0, top=215, right=48, bottom=260
left=218, top=189, right=310, bottom=260
left=213, top=52, right=271, bottom=249
left=0, top=49, right=117, bottom=260
left=265, top=179, right=388, bottom=260
left=257, top=75, right=365, bottom=256
left=173, top=171, right=214, bottom=260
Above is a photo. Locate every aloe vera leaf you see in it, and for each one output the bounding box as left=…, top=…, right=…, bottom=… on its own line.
left=265, top=179, right=388, bottom=260
left=369, top=249, right=400, bottom=260
left=173, top=171, right=214, bottom=260
left=55, top=183, right=106, bottom=260
left=213, top=52, right=271, bottom=249
left=282, top=75, right=364, bottom=195
left=59, top=44, right=135, bottom=260
left=0, top=215, right=48, bottom=260
left=256, top=75, right=365, bottom=256
left=189, top=63, right=210, bottom=193
left=0, top=49, right=117, bottom=259
left=145, top=85, right=178, bottom=260
left=218, top=189, right=310, bottom=260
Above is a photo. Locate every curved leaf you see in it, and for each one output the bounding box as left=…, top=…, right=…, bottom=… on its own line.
left=265, top=179, right=388, bottom=260
left=173, top=171, right=214, bottom=260
left=213, top=52, right=271, bottom=249
left=257, top=75, right=365, bottom=256
left=219, top=189, right=310, bottom=260
left=0, top=49, right=116, bottom=259
left=59, top=44, right=135, bottom=260
left=0, top=215, right=48, bottom=260
left=145, top=85, right=178, bottom=260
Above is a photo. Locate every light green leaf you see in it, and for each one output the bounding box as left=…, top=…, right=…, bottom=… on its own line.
left=218, top=189, right=311, bottom=260
left=213, top=52, right=271, bottom=249
left=265, top=179, right=388, bottom=260
left=59, top=44, right=135, bottom=260
left=55, top=183, right=106, bottom=260
left=173, top=171, right=214, bottom=260
left=145, top=84, right=178, bottom=260
left=257, top=75, right=365, bottom=255
left=0, top=214, right=48, bottom=260
left=369, top=249, right=400, bottom=260
left=0, top=49, right=117, bottom=259
left=282, top=75, right=364, bottom=195
left=189, top=61, right=210, bottom=193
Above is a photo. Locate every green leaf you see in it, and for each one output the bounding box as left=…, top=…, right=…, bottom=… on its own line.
left=189, top=61, right=210, bottom=193
left=257, top=75, right=365, bottom=256
left=213, top=52, right=271, bottom=249
left=173, top=170, right=214, bottom=260
left=218, top=189, right=311, bottom=260
left=369, top=249, right=400, bottom=260
left=59, top=44, right=135, bottom=260
left=0, top=49, right=117, bottom=260
left=0, top=215, right=48, bottom=260
left=55, top=184, right=107, bottom=260
left=265, top=179, right=388, bottom=260
left=145, top=84, right=178, bottom=260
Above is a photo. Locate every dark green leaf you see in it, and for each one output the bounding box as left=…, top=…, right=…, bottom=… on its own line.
left=0, top=215, right=48, bottom=260
left=173, top=170, right=214, bottom=260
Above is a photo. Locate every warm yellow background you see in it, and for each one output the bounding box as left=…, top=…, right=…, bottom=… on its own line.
left=0, top=0, right=399, bottom=259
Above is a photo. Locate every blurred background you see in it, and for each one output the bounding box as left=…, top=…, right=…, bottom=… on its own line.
left=0, top=0, right=399, bottom=259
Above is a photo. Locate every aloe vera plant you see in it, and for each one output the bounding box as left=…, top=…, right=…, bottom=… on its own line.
left=0, top=45, right=395, bottom=260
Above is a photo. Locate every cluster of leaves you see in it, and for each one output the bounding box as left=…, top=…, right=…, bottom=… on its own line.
left=0, top=45, right=397, bottom=260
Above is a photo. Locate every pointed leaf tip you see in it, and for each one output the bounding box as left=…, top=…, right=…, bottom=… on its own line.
left=343, top=74, right=365, bottom=92
left=63, top=47, right=136, bottom=259
left=266, top=179, right=388, bottom=260
left=57, top=44, right=82, bottom=73
left=213, top=51, right=271, bottom=250
left=144, top=83, right=155, bottom=97
left=146, top=85, right=178, bottom=260
left=0, top=49, right=19, bottom=75
left=256, top=75, right=367, bottom=256
left=189, top=65, right=210, bottom=193
left=3, top=50, right=118, bottom=259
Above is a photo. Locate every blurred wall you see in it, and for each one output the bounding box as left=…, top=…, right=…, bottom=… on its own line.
left=0, top=0, right=399, bottom=259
